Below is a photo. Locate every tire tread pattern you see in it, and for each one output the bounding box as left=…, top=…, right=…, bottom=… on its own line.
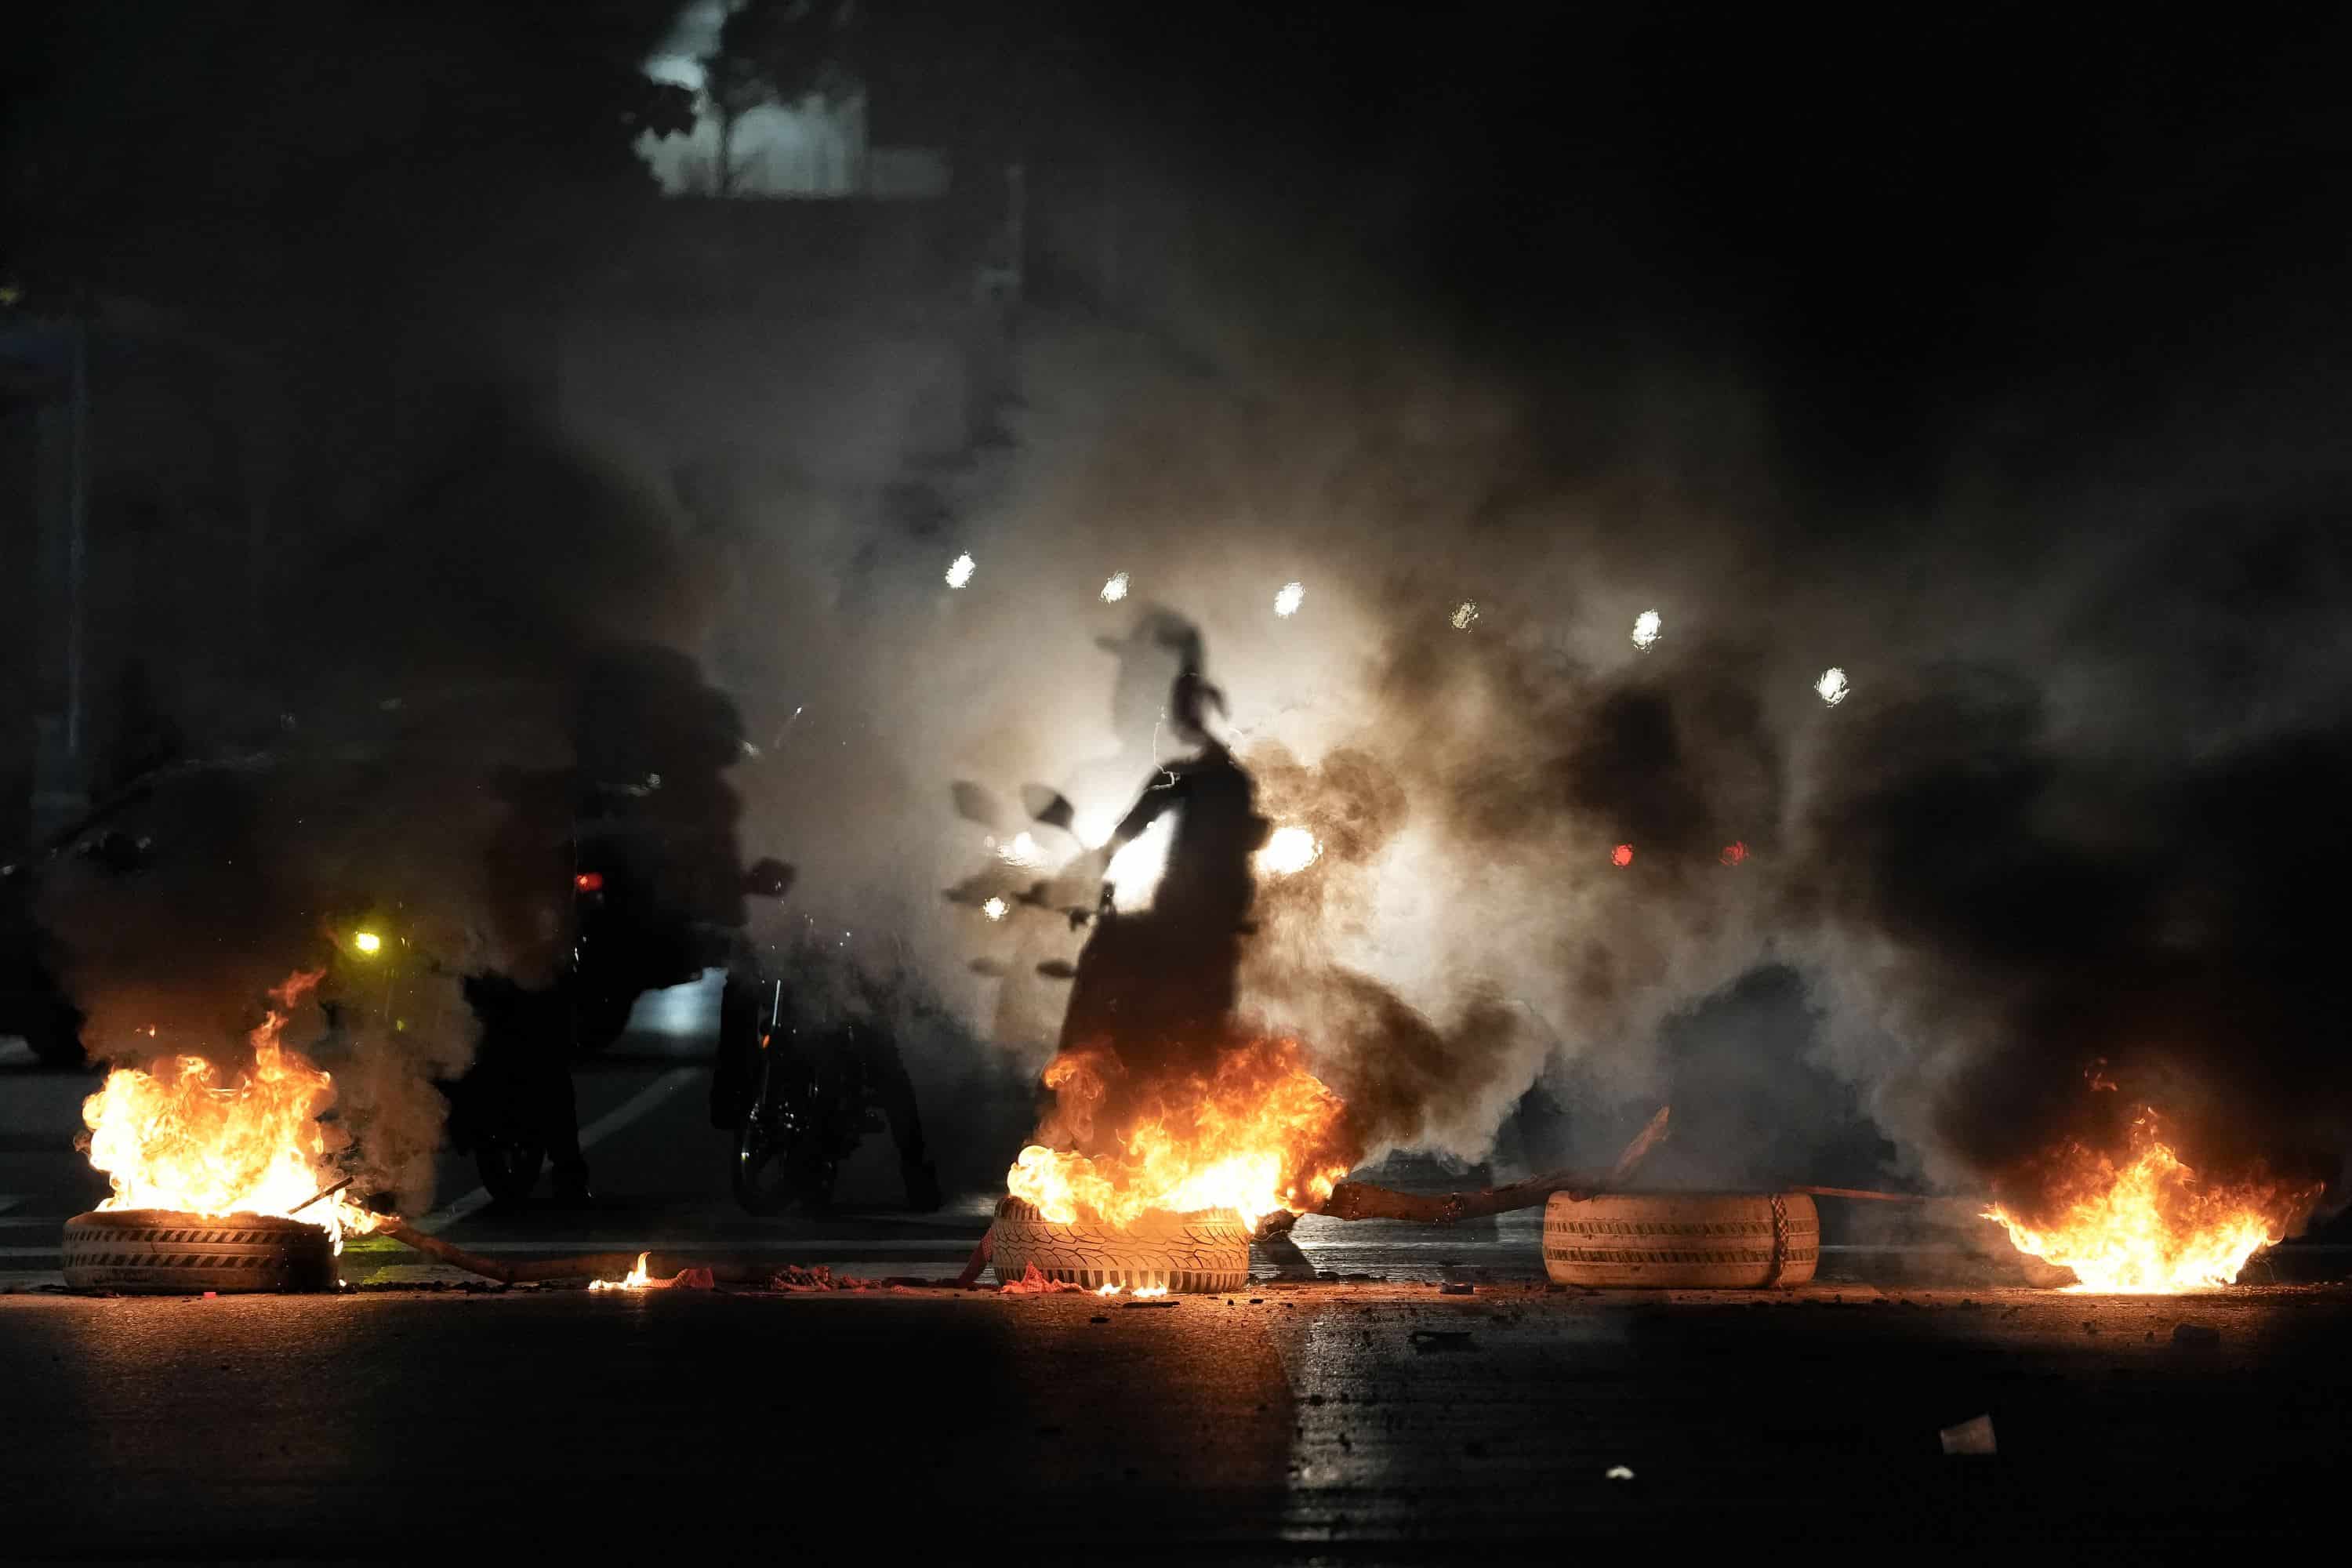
left=62, top=1209, right=336, bottom=1294
left=1544, top=1191, right=1820, bottom=1288
left=991, top=1196, right=1251, bottom=1294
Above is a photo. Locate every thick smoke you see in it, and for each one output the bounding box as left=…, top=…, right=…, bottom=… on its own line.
left=26, top=9, right=2349, bottom=1224
left=40, top=419, right=717, bottom=1210
left=706, top=162, right=2350, bottom=1214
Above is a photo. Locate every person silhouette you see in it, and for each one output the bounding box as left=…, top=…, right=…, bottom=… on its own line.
left=1058, top=650, right=1270, bottom=1058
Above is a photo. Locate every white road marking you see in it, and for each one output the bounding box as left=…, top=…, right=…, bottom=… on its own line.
left=413, top=1065, right=701, bottom=1236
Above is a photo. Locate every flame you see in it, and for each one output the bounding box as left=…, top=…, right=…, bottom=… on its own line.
left=1815, top=666, right=1850, bottom=706
left=944, top=553, right=976, bottom=589
left=590, top=1252, right=654, bottom=1291
left=1132, top=1283, right=1169, bottom=1298
left=1101, top=572, right=1130, bottom=603
left=1984, top=1111, right=2321, bottom=1293
left=982, top=895, right=1010, bottom=922
left=1631, top=608, right=1662, bottom=649
left=80, top=971, right=379, bottom=1248
left=1451, top=601, right=1479, bottom=630
left=1273, top=581, right=1305, bottom=618
left=1094, top=1281, right=1122, bottom=1296
left=1006, top=1037, right=1357, bottom=1231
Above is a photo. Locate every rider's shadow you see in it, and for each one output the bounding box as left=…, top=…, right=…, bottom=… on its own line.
left=1251, top=1232, right=1321, bottom=1281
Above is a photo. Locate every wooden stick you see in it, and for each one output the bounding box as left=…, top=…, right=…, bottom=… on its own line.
left=379, top=1223, right=786, bottom=1287
left=288, top=1175, right=354, bottom=1218
left=1316, top=1105, right=1672, bottom=1225
left=1790, top=1185, right=1984, bottom=1206
left=953, top=1225, right=994, bottom=1288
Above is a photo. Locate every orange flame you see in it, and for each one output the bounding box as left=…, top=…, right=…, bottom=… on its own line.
left=590, top=1252, right=655, bottom=1291
left=79, top=971, right=380, bottom=1248
left=1006, top=1036, right=1356, bottom=1231
left=1984, top=1110, right=2321, bottom=1293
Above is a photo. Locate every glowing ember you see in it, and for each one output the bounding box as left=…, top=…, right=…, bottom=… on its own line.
left=1720, top=840, right=1748, bottom=866
left=945, top=552, right=976, bottom=589
left=350, top=930, right=382, bottom=955
left=1610, top=843, right=1634, bottom=867
left=590, top=1252, right=653, bottom=1291
left=1815, top=666, right=1849, bottom=706
left=1984, top=1111, right=2321, bottom=1293
left=80, top=970, right=379, bottom=1248
left=1273, top=581, right=1305, bottom=618
left=1101, top=572, right=1130, bottom=603
left=1631, top=608, right=1662, bottom=649
left=1256, top=826, right=1321, bottom=877
left=982, top=895, right=1010, bottom=922
left=1007, top=1038, right=1358, bottom=1231
left=1450, top=601, right=1479, bottom=630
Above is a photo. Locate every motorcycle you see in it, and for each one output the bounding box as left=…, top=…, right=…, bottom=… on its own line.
left=722, top=973, right=942, bottom=1215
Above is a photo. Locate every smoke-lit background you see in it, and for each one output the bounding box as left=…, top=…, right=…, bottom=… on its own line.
left=5, top=4, right=2347, bottom=1216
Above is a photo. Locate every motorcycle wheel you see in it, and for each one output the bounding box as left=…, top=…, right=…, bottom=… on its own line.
left=475, top=1137, right=547, bottom=1205
left=734, top=1116, right=837, bottom=1215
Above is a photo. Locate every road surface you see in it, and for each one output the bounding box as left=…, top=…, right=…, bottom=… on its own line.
left=7, top=987, right=2352, bottom=1559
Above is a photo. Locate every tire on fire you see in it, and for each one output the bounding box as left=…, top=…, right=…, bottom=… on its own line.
left=991, top=1196, right=1251, bottom=1294
left=62, top=1210, right=336, bottom=1294
left=1544, top=1190, right=1820, bottom=1289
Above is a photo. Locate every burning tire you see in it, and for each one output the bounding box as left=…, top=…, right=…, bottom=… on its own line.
left=1543, top=1190, right=1820, bottom=1289
left=990, top=1196, right=1251, bottom=1294
left=61, top=1209, right=336, bottom=1294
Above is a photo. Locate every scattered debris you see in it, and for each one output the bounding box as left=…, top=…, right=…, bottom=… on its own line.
left=2172, top=1322, right=2222, bottom=1347
left=1940, top=1415, right=1997, bottom=1456
left=1000, top=1264, right=1086, bottom=1295
left=1089, top=1314, right=1110, bottom=1324
left=1439, top=1281, right=1475, bottom=1295
left=768, top=1265, right=876, bottom=1293
left=1123, top=1298, right=1178, bottom=1310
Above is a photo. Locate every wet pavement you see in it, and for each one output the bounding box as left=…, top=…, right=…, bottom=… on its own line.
left=5, top=1279, right=2349, bottom=1559
left=10, top=1007, right=2352, bottom=1558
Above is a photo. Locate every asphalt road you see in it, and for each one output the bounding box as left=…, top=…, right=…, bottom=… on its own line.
left=10, top=987, right=2352, bottom=1559
left=5, top=1280, right=2350, bottom=1559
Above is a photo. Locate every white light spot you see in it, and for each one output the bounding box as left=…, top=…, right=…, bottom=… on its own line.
left=1631, top=608, right=1662, bottom=649
left=1273, top=581, right=1305, bottom=618
left=1256, top=826, right=1322, bottom=877
left=945, top=553, right=976, bottom=589
left=981, top=896, right=1009, bottom=922
left=1815, top=666, right=1850, bottom=706
left=1100, top=572, right=1130, bottom=603
left=1104, top=815, right=1175, bottom=913
left=1606, top=1465, right=1635, bottom=1482
left=1451, top=601, right=1479, bottom=630
left=996, top=831, right=1044, bottom=869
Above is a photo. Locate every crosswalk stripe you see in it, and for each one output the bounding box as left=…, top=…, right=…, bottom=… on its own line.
left=412, top=1065, right=702, bottom=1235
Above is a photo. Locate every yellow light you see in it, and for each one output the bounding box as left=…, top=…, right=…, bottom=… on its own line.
left=352, top=931, right=382, bottom=955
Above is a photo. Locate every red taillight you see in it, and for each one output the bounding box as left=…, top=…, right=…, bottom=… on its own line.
left=575, top=872, right=604, bottom=892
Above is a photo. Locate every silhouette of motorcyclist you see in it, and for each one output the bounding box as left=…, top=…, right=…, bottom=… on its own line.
left=1061, top=652, right=1269, bottom=1058
left=466, top=646, right=757, bottom=1208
